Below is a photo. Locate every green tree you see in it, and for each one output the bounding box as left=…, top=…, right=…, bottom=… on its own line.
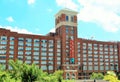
left=8, top=60, right=22, bottom=81
left=104, top=71, right=120, bottom=82
left=118, top=73, right=120, bottom=80
left=0, top=64, right=20, bottom=82
left=9, top=60, right=43, bottom=82
left=21, top=63, right=40, bottom=82
left=90, top=72, right=104, bottom=80
left=53, top=70, right=63, bottom=82
left=5, top=60, right=64, bottom=82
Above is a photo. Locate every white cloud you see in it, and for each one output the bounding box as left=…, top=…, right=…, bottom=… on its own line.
left=0, top=25, right=32, bottom=34
left=49, top=28, right=55, bottom=33
left=28, top=0, right=35, bottom=5
left=56, top=0, right=78, bottom=11
left=78, top=0, right=120, bottom=32
left=56, top=0, right=120, bottom=33
left=6, top=16, right=14, bottom=22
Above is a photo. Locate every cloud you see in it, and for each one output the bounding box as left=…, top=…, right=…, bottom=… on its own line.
left=78, top=0, right=120, bottom=33
left=49, top=28, right=55, bottom=33
left=28, top=0, right=35, bottom=5
left=6, top=16, right=14, bottom=22
left=56, top=0, right=78, bottom=11
left=56, top=0, right=120, bottom=33
left=0, top=25, right=32, bottom=34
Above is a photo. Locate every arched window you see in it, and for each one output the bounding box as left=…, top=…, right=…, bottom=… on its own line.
left=66, top=73, right=69, bottom=76
left=72, top=73, right=75, bottom=79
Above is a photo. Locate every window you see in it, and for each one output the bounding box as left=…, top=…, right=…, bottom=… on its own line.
left=10, top=37, right=14, bottom=40
left=18, top=51, right=23, bottom=55
left=83, top=66, right=87, bottom=70
left=49, top=44, right=53, bottom=48
left=70, top=36, right=74, bottom=40
left=18, top=47, right=24, bottom=51
left=57, top=62, right=61, bottom=64
left=78, top=58, right=80, bottom=61
left=33, top=56, right=39, bottom=60
left=49, top=66, right=53, bottom=70
left=41, top=40, right=47, bottom=43
left=26, top=43, right=32, bottom=46
left=33, top=61, right=39, bottom=64
left=41, top=48, right=47, bottom=52
left=41, top=43, right=47, bottom=48
left=57, top=49, right=61, bottom=52
left=66, top=73, right=70, bottom=76
left=49, top=48, right=53, bottom=52
left=105, top=66, right=109, bottom=70
left=57, top=53, right=61, bottom=56
left=18, top=56, right=23, bottom=60
left=18, top=38, right=24, bottom=41
left=66, top=16, right=69, bottom=21
left=25, top=51, right=31, bottom=55
left=66, top=27, right=69, bottom=34
left=41, top=57, right=47, bottom=61
left=25, top=61, right=31, bottom=64
left=18, top=42, right=24, bottom=46
left=34, top=48, right=39, bottom=51
left=1, top=36, right=7, bottom=40
left=0, top=41, right=7, bottom=44
left=10, top=46, right=14, bottom=50
left=25, top=47, right=31, bottom=51
left=49, top=40, right=53, bottom=44
left=25, top=56, right=31, bottom=60
left=0, top=55, right=6, bottom=59
left=10, top=41, right=14, bottom=45
left=34, top=39, right=40, bottom=43
left=41, top=61, right=46, bottom=64
left=0, top=60, right=6, bottom=63
left=41, top=66, right=47, bottom=70
left=9, top=51, right=14, bottom=55
left=88, top=66, right=93, bottom=70
left=48, top=57, right=53, bottom=61
left=26, top=38, right=32, bottom=42
left=83, top=43, right=86, bottom=46
left=100, top=66, right=104, bottom=70
left=48, top=53, right=53, bottom=56
left=33, top=52, right=39, bottom=56
left=0, top=46, right=6, bottom=49
left=71, top=16, right=74, bottom=22
left=88, top=62, right=92, bottom=65
left=57, top=57, right=61, bottom=60
left=34, top=43, right=39, bottom=47
left=94, top=66, right=98, bottom=70
left=48, top=61, right=53, bottom=65
left=94, top=44, right=97, bottom=47
left=41, top=52, right=46, bottom=56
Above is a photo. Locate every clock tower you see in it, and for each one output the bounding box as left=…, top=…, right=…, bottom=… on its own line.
left=55, top=8, right=78, bottom=79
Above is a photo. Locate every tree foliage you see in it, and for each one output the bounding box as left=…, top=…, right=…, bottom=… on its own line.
left=104, top=71, right=120, bottom=82
left=90, top=72, right=104, bottom=80
left=0, top=60, right=64, bottom=82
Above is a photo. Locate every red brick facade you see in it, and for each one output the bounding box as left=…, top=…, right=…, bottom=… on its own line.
left=0, top=9, right=120, bottom=79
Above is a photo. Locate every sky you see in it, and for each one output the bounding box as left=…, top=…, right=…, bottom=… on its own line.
left=0, top=0, right=120, bottom=41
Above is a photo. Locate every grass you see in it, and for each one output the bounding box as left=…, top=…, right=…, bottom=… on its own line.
left=62, top=80, right=75, bottom=82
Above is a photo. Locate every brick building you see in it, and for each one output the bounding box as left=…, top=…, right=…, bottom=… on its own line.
left=0, top=9, right=120, bottom=79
